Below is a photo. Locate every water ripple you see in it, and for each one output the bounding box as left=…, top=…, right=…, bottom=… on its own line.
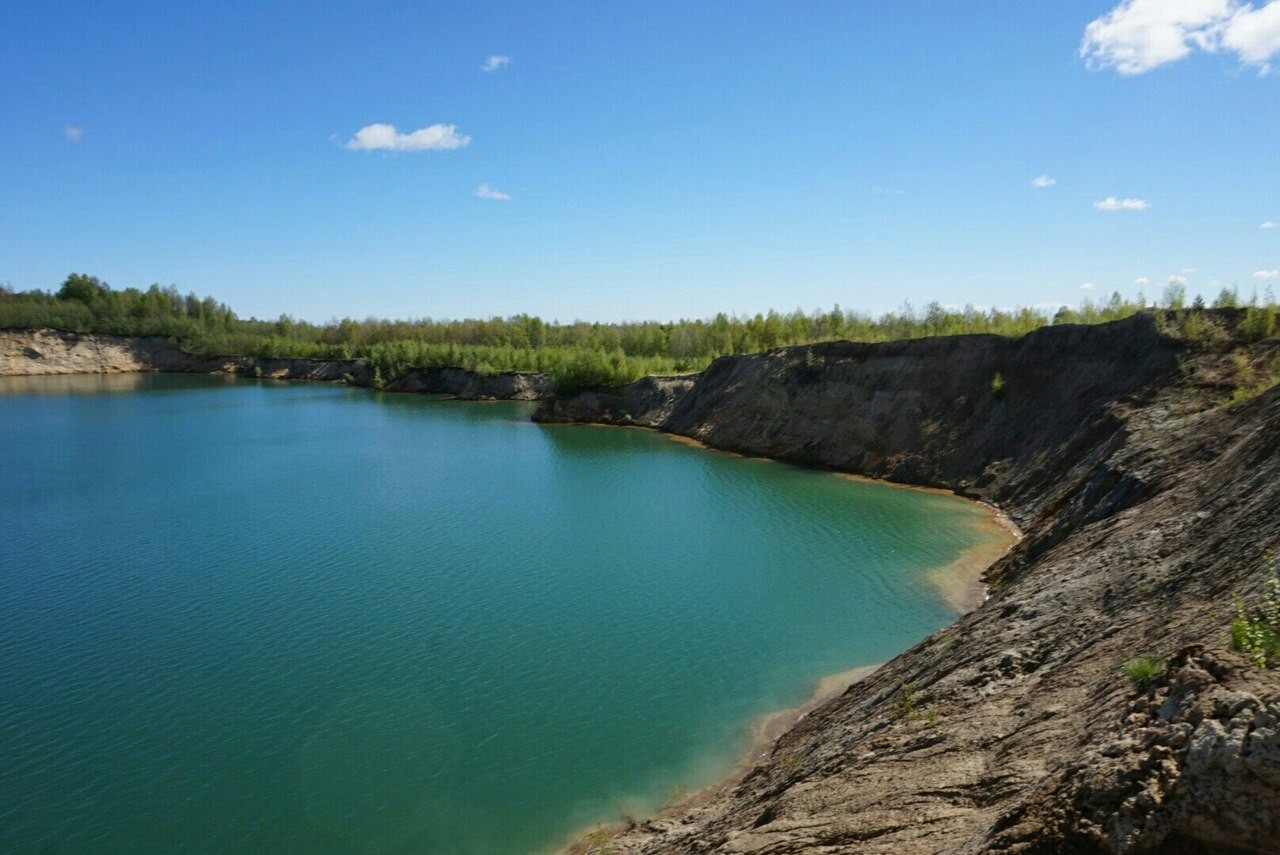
left=0, top=377, right=993, bottom=854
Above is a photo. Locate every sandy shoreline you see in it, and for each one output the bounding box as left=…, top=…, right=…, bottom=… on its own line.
left=556, top=428, right=1020, bottom=854
left=557, top=662, right=883, bottom=855
left=926, top=504, right=1022, bottom=613
left=661, top=430, right=1023, bottom=615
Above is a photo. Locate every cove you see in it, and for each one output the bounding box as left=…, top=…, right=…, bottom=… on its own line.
left=0, top=374, right=1009, bottom=854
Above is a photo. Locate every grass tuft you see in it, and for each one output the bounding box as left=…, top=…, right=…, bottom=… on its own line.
left=1120, top=656, right=1163, bottom=689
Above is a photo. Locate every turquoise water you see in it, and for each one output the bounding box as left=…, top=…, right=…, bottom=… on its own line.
left=0, top=374, right=1002, bottom=854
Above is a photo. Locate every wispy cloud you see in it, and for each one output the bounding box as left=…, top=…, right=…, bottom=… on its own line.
left=345, top=123, right=471, bottom=152
left=481, top=55, right=511, bottom=73
left=1263, top=221, right=1278, bottom=229
left=1081, top=0, right=1280, bottom=77
left=1094, top=196, right=1150, bottom=211
left=64, top=125, right=84, bottom=143
left=1031, top=175, right=1057, bottom=188
left=1254, top=269, right=1280, bottom=279
left=1135, top=276, right=1151, bottom=285
left=1169, top=274, right=1189, bottom=286
left=474, top=183, right=511, bottom=201
left=1080, top=282, right=1096, bottom=290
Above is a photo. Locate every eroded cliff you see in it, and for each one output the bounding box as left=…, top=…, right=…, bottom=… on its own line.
left=540, top=312, right=1280, bottom=854
left=0, top=329, right=548, bottom=399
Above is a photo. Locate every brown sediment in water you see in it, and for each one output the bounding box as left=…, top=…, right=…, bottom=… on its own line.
left=926, top=503, right=1022, bottom=614
left=662, top=430, right=773, bottom=461
left=558, top=663, right=883, bottom=855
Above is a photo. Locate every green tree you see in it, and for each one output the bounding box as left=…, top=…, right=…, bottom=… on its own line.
left=57, top=273, right=108, bottom=304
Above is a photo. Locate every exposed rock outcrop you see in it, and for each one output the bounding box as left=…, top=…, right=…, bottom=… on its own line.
left=386, top=366, right=548, bottom=400
left=0, top=329, right=545, bottom=399
left=535, top=374, right=698, bottom=426
left=543, top=312, right=1280, bottom=854
left=0, top=329, right=195, bottom=374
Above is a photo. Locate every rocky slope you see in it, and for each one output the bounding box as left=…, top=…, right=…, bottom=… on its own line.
left=540, top=312, right=1280, bottom=854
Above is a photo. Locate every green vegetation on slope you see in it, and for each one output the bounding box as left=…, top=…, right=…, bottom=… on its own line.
left=3, top=274, right=1277, bottom=392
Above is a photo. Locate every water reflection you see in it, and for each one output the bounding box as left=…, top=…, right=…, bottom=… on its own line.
left=0, top=373, right=172, bottom=395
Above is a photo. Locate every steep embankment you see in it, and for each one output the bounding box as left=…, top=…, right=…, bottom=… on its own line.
left=0, top=329, right=548, bottom=399
left=1, top=328, right=200, bottom=374
left=539, top=312, right=1280, bottom=854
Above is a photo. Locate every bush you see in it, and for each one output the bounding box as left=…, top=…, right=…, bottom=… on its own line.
left=893, top=682, right=919, bottom=720
left=1241, top=306, right=1278, bottom=343
left=1120, top=656, right=1162, bottom=689
left=1157, top=309, right=1227, bottom=346
left=1230, top=561, right=1280, bottom=668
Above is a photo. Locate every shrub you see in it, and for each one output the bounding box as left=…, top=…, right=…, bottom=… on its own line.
left=1241, top=306, right=1278, bottom=343
left=1120, top=656, right=1162, bottom=689
left=990, top=372, right=1006, bottom=397
left=1230, top=561, right=1280, bottom=668
left=893, top=682, right=919, bottom=720
left=1157, top=309, right=1227, bottom=346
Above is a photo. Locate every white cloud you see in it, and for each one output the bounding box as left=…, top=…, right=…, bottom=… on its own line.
left=481, top=55, right=511, bottom=72
left=1253, top=269, right=1280, bottom=278
left=1135, top=276, right=1151, bottom=284
left=1262, top=221, right=1278, bottom=229
left=1094, top=196, right=1150, bottom=211
left=1031, top=175, right=1057, bottom=188
left=1169, top=274, right=1189, bottom=285
left=64, top=125, right=84, bottom=143
left=1081, top=282, right=1096, bottom=290
left=345, top=123, right=471, bottom=152
left=1080, top=1, right=1280, bottom=76
left=1221, top=2, right=1280, bottom=73
left=474, top=183, right=511, bottom=201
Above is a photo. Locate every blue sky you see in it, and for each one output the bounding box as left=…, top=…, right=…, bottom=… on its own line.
left=3, top=1, right=1278, bottom=323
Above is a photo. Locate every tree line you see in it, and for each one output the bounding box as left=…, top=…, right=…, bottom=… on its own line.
left=2, top=273, right=1276, bottom=391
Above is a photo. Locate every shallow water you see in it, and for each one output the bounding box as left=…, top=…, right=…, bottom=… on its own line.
left=0, top=374, right=1005, bottom=854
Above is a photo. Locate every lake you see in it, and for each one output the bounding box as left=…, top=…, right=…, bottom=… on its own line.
left=0, top=374, right=1006, bottom=854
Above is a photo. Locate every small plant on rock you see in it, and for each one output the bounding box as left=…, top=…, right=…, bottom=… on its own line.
left=1120, top=656, right=1163, bottom=689
left=1230, top=559, right=1280, bottom=668
left=779, top=752, right=804, bottom=771
left=893, top=682, right=919, bottom=720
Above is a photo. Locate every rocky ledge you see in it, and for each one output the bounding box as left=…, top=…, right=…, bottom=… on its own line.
left=541, top=311, right=1280, bottom=854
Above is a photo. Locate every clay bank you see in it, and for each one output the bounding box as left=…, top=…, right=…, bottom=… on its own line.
left=5, top=312, right=1280, bottom=853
